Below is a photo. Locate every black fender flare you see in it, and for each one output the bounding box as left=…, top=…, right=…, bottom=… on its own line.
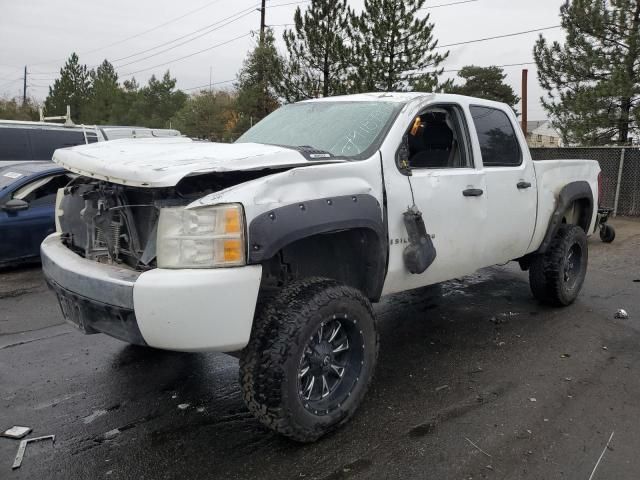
left=537, top=181, right=594, bottom=254
left=247, top=194, right=387, bottom=299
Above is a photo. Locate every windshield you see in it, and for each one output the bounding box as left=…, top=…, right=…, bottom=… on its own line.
left=236, top=101, right=402, bottom=158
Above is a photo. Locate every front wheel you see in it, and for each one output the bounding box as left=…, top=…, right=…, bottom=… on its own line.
left=529, top=224, right=588, bottom=306
left=239, top=278, right=378, bottom=442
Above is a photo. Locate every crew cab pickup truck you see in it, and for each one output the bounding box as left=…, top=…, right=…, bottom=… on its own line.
left=41, top=93, right=600, bottom=442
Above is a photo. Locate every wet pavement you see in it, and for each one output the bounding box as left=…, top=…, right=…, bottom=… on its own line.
left=1, top=218, right=639, bottom=479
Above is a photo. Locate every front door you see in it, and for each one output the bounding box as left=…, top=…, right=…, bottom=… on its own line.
left=382, top=103, right=488, bottom=295
left=0, top=174, right=68, bottom=263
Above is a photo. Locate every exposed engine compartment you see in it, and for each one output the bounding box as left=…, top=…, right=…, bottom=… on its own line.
left=57, top=169, right=281, bottom=270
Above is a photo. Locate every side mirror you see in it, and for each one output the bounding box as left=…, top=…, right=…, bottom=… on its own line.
left=2, top=198, right=30, bottom=213
left=396, top=134, right=412, bottom=176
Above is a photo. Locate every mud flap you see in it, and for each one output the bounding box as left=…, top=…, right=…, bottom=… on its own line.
left=402, top=207, right=436, bottom=274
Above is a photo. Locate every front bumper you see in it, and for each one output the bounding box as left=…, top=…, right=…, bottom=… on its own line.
left=41, top=234, right=262, bottom=352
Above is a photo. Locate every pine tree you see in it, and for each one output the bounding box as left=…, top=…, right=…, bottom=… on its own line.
left=44, top=53, right=92, bottom=122
left=235, top=28, right=283, bottom=130
left=534, top=0, right=640, bottom=145
left=449, top=66, right=520, bottom=110
left=130, top=72, right=187, bottom=128
left=281, top=0, right=353, bottom=100
left=85, top=60, right=122, bottom=124
left=353, top=0, right=449, bottom=92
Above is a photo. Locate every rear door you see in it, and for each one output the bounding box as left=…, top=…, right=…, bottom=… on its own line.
left=469, top=105, right=537, bottom=264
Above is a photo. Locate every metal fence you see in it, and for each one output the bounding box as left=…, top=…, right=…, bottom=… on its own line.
left=530, top=147, right=640, bottom=217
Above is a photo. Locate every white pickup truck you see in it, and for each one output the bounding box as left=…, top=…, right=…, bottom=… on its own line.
left=42, top=93, right=600, bottom=442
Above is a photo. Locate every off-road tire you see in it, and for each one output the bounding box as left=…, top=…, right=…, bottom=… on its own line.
left=529, top=224, right=588, bottom=306
left=239, top=277, right=379, bottom=442
left=599, top=224, right=616, bottom=243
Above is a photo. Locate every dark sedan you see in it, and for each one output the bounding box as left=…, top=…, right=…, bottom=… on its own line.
left=0, top=162, right=73, bottom=267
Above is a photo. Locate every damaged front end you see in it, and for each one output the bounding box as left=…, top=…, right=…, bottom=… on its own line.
left=58, top=181, right=169, bottom=270
left=56, top=170, right=274, bottom=271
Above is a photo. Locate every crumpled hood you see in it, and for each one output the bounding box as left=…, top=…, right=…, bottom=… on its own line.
left=52, top=137, right=342, bottom=187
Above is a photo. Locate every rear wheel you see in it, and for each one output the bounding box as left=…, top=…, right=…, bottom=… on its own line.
left=240, top=277, right=378, bottom=442
left=600, top=224, right=616, bottom=243
left=529, top=224, right=588, bottom=306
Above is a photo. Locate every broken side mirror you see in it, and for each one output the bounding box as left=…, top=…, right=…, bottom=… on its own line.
left=396, top=134, right=412, bottom=176
left=2, top=198, right=30, bottom=213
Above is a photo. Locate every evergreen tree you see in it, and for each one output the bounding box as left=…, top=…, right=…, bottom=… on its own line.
left=44, top=53, right=91, bottom=122
left=235, top=28, right=283, bottom=130
left=534, top=0, right=640, bottom=145
left=85, top=60, right=122, bottom=124
left=0, top=97, right=39, bottom=121
left=172, top=90, right=237, bottom=141
left=449, top=66, right=520, bottom=110
left=129, top=72, right=187, bottom=128
left=353, top=0, right=449, bottom=92
left=281, top=0, right=353, bottom=100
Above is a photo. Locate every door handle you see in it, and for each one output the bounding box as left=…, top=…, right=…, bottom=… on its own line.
left=462, top=188, right=484, bottom=197
left=517, top=181, right=532, bottom=189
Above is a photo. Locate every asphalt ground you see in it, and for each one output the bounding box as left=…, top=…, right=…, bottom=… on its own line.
left=1, top=218, right=639, bottom=479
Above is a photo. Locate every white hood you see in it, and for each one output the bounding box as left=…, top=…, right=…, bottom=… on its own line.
left=52, top=138, right=342, bottom=187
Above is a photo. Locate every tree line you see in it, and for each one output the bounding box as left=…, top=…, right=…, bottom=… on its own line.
left=3, top=0, right=636, bottom=146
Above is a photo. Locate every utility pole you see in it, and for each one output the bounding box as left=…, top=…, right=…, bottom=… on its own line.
left=259, top=0, right=266, bottom=46
left=23, top=66, right=27, bottom=106
left=521, top=69, right=528, bottom=136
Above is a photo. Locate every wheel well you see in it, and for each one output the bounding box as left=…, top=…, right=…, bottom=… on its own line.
left=561, top=198, right=591, bottom=233
left=259, top=228, right=386, bottom=301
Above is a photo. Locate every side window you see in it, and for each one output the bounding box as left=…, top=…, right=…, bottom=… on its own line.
left=30, top=129, right=86, bottom=160
left=407, top=106, right=472, bottom=169
left=13, top=174, right=70, bottom=207
left=0, top=128, right=32, bottom=160
left=470, top=106, right=521, bottom=167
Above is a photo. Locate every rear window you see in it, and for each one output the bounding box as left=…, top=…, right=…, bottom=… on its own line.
left=30, top=129, right=87, bottom=160
left=470, top=106, right=522, bottom=167
left=0, top=128, right=31, bottom=161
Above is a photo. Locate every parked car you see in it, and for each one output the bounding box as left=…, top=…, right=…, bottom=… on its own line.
left=41, top=93, right=601, bottom=442
left=0, top=162, right=73, bottom=267
left=99, top=126, right=181, bottom=141
left=0, top=120, right=102, bottom=162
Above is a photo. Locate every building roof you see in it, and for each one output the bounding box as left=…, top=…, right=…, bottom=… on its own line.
left=527, top=120, right=559, bottom=138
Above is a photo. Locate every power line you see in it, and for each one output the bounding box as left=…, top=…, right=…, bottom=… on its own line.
left=421, top=0, right=480, bottom=9
left=436, top=25, right=561, bottom=49
left=112, top=5, right=257, bottom=65
left=182, top=78, right=236, bottom=91
left=121, top=32, right=252, bottom=77
left=114, top=9, right=256, bottom=69
left=28, top=0, right=230, bottom=67
left=442, top=61, right=536, bottom=73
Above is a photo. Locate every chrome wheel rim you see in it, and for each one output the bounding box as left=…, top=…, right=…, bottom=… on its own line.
left=297, top=314, right=365, bottom=415
left=564, top=244, right=582, bottom=289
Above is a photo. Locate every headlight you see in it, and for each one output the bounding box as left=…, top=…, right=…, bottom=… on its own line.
left=157, top=204, right=245, bottom=268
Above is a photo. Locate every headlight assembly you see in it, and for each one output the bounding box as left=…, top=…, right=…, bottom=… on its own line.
left=157, top=204, right=245, bottom=268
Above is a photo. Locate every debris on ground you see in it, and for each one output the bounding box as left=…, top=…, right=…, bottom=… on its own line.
left=588, top=431, right=615, bottom=480
left=529, top=398, right=537, bottom=402
left=560, top=353, right=571, bottom=358
left=490, top=312, right=519, bottom=324
left=104, top=429, right=120, bottom=440
left=196, top=407, right=206, bottom=413
left=12, top=435, right=55, bottom=469
left=435, top=385, right=449, bottom=392
left=2, top=426, right=32, bottom=439
left=177, top=403, right=190, bottom=410
left=464, top=437, right=492, bottom=458
left=615, top=309, right=629, bottom=319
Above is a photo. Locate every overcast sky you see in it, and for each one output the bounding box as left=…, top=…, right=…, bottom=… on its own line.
left=0, top=0, right=565, bottom=119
